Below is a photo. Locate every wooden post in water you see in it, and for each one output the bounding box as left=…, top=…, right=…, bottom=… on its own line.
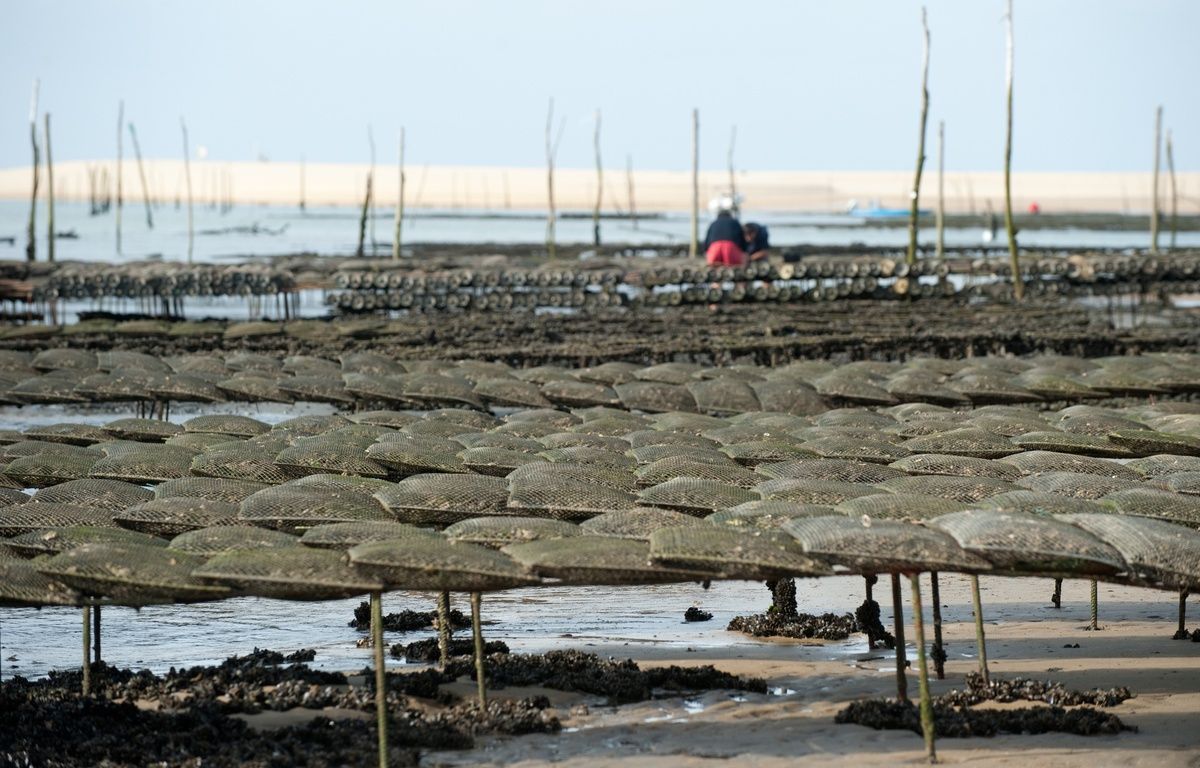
left=1003, top=0, right=1022, bottom=300
left=545, top=98, right=558, bottom=259
left=471, top=592, right=487, bottom=706
left=392, top=128, right=406, bottom=260
left=299, top=154, right=307, bottom=212
left=626, top=154, right=638, bottom=230
left=356, top=172, right=372, bottom=258
left=1166, top=130, right=1177, bottom=249
left=181, top=118, right=194, bottom=264
left=44, top=113, right=56, bottom=263
left=593, top=109, right=602, bottom=247
left=936, top=121, right=945, bottom=260
left=25, top=80, right=39, bottom=263
left=906, top=7, right=930, bottom=268
left=909, top=574, right=937, bottom=763
left=1151, top=106, right=1162, bottom=254
left=437, top=591, right=452, bottom=667
left=116, top=100, right=124, bottom=255
left=368, top=125, right=377, bottom=253
left=970, top=574, right=990, bottom=684
left=727, top=125, right=737, bottom=214
left=81, top=605, right=91, bottom=695
left=690, top=108, right=699, bottom=259
left=370, top=592, right=388, bottom=768
left=129, top=123, right=154, bottom=229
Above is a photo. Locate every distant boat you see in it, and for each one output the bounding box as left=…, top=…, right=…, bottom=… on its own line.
left=845, top=200, right=931, bottom=219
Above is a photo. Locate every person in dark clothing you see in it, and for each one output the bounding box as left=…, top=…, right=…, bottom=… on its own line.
left=703, top=210, right=746, bottom=266
left=743, top=222, right=770, bottom=260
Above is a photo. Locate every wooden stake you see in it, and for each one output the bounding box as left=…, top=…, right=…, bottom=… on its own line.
left=44, top=113, right=55, bottom=263
left=1151, top=106, right=1162, bottom=253
left=891, top=573, right=908, bottom=701
left=81, top=605, right=91, bottom=696
left=116, top=100, right=124, bottom=255
left=471, top=591, right=487, bottom=706
left=1052, top=578, right=1062, bottom=608
left=1166, top=130, right=1177, bottom=249
left=181, top=118, right=194, bottom=264
left=1003, top=0, right=1022, bottom=300
left=356, top=172, right=372, bottom=258
left=1090, top=579, right=1099, bottom=630
left=690, top=108, right=700, bottom=259
left=299, top=154, right=307, bottom=212
left=727, top=125, right=738, bottom=215
left=93, top=604, right=101, bottom=664
left=936, top=120, right=945, bottom=260
left=909, top=574, right=937, bottom=763
left=970, top=575, right=989, bottom=684
left=593, top=109, right=602, bottom=247
left=370, top=592, right=388, bottom=768
left=907, top=7, right=930, bottom=268
left=368, top=125, right=377, bottom=252
left=392, top=128, right=406, bottom=261
left=25, top=79, right=39, bottom=263
left=545, top=98, right=557, bottom=259
left=626, top=154, right=638, bottom=230
left=128, top=123, right=154, bottom=229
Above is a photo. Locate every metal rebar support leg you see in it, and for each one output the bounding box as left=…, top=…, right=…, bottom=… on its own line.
left=81, top=605, right=91, bottom=696
left=471, top=592, right=486, bottom=706
left=1052, top=578, right=1062, bottom=609
left=1175, top=590, right=1190, bottom=640
left=970, top=575, right=989, bottom=685
left=910, top=574, right=938, bottom=763
left=929, top=571, right=945, bottom=680
left=371, top=592, right=388, bottom=768
left=1089, top=579, right=1099, bottom=630
left=437, top=590, right=452, bottom=667
left=891, top=573, right=908, bottom=701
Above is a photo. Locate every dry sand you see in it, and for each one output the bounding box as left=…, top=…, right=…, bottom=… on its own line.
left=2, top=160, right=1197, bottom=215
left=413, top=574, right=1200, bottom=767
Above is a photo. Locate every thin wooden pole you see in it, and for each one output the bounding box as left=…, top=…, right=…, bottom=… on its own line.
left=1151, top=106, right=1162, bottom=253
left=116, top=100, right=124, bottom=255
left=356, top=173, right=372, bottom=258
left=970, top=575, right=989, bottom=684
left=25, top=79, right=39, bottom=263
left=471, top=591, right=487, bottom=706
left=545, top=98, right=557, bottom=259
left=727, top=125, right=738, bottom=215
left=392, top=128, right=406, bottom=261
left=368, top=125, right=377, bottom=252
left=936, top=120, right=945, bottom=260
left=1052, top=578, right=1062, bottom=608
left=626, top=154, right=638, bottom=230
left=81, top=605, right=91, bottom=695
left=929, top=571, right=944, bottom=679
left=690, top=108, right=700, bottom=259
left=1003, top=0, right=1022, bottom=300
left=593, top=109, right=602, bottom=247
left=299, top=154, right=307, bottom=212
left=437, top=590, right=452, bottom=667
left=909, top=574, right=937, bottom=763
left=128, top=123, right=154, bottom=229
left=906, top=6, right=931, bottom=268
left=44, top=113, right=55, bottom=263
left=181, top=118, right=194, bottom=264
left=891, top=573, right=908, bottom=701
left=1166, top=130, right=1177, bottom=249
left=370, top=592, right=388, bottom=768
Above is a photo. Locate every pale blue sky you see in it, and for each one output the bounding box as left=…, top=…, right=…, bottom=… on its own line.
left=2, top=0, right=1196, bottom=171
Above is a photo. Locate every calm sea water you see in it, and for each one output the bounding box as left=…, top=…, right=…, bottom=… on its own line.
left=2, top=200, right=1196, bottom=265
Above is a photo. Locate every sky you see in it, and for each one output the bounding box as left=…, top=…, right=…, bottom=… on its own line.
left=1, top=0, right=1197, bottom=172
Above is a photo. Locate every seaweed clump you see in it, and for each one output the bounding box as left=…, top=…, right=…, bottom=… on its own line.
left=350, top=600, right=471, bottom=632
left=447, top=649, right=766, bottom=705
left=835, top=698, right=1134, bottom=737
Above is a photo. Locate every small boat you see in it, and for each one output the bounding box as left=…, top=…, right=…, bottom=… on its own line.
left=845, top=200, right=931, bottom=219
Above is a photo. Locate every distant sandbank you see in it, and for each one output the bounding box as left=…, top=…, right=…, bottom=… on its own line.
left=1, top=161, right=1196, bottom=215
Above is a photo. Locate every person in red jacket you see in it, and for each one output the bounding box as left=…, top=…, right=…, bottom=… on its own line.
left=704, top=209, right=747, bottom=266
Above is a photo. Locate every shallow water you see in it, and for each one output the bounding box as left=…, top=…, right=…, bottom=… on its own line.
left=3, top=201, right=1197, bottom=264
